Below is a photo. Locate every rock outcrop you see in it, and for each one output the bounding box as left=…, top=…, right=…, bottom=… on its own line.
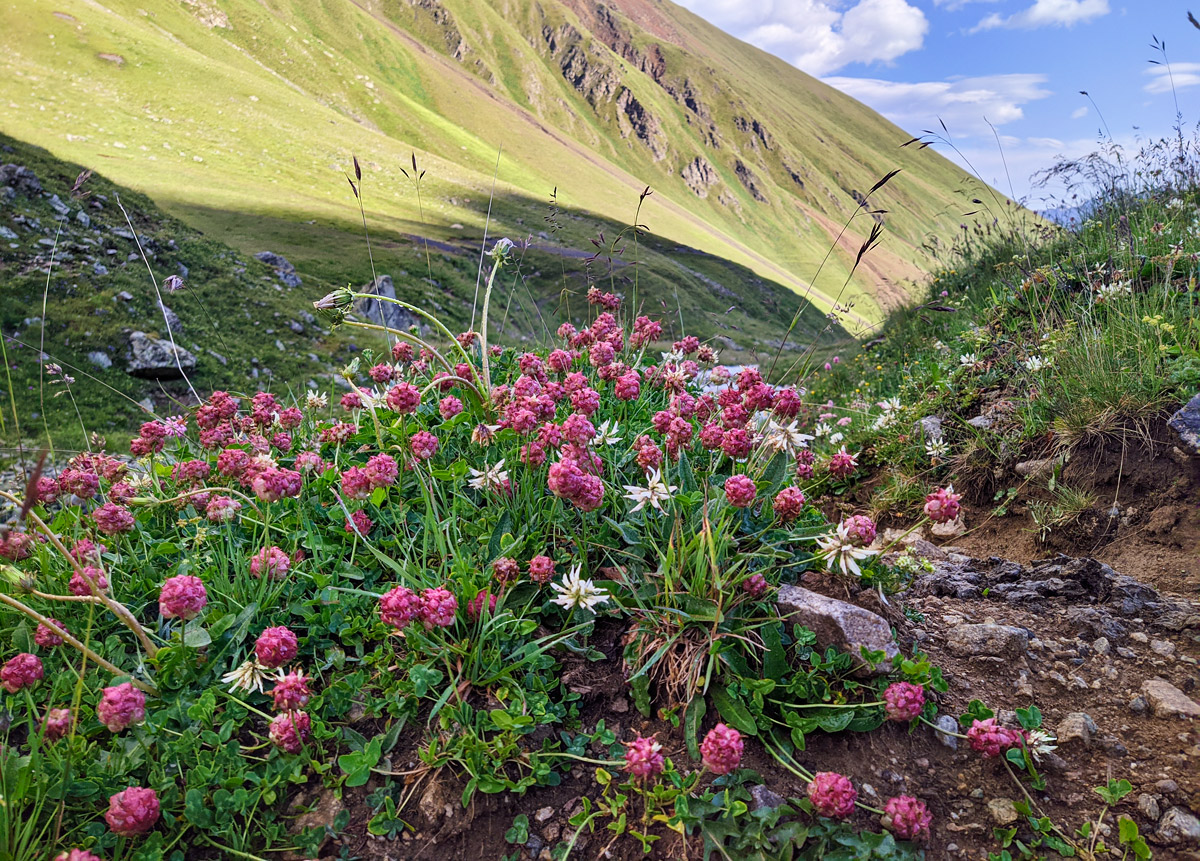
left=126, top=331, right=198, bottom=379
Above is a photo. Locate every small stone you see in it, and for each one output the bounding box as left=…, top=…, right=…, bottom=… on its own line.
left=946, top=622, right=1029, bottom=658
left=914, top=415, right=942, bottom=439
left=535, top=806, right=554, bottom=823
left=93, top=262, right=108, bottom=275
left=934, top=714, right=959, bottom=750
left=776, top=585, right=899, bottom=674
left=1116, top=647, right=1136, bottom=659
left=1157, top=807, right=1200, bottom=845
left=1138, top=794, right=1161, bottom=822
left=87, top=351, right=112, bottom=369
left=1150, top=640, right=1176, bottom=657
left=966, top=415, right=993, bottom=429
left=1156, top=779, right=1178, bottom=794
left=1142, top=679, right=1200, bottom=719
left=1168, top=393, right=1200, bottom=454
left=988, top=798, right=1019, bottom=825
left=751, top=785, right=785, bottom=811
left=1130, top=632, right=1149, bottom=644
left=1093, top=637, right=1111, bottom=655
left=1056, top=712, right=1097, bottom=748
left=0, top=226, right=17, bottom=240
left=1129, top=696, right=1148, bottom=715
left=75, top=210, right=90, bottom=228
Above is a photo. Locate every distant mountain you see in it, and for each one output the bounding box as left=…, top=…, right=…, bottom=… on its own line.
left=0, top=0, right=994, bottom=349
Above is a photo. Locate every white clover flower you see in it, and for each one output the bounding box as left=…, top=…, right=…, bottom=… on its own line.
left=815, top=523, right=877, bottom=577
left=221, top=659, right=275, bottom=694
left=828, top=432, right=844, bottom=445
left=550, top=565, right=610, bottom=612
left=305, top=392, right=328, bottom=410
left=660, top=349, right=684, bottom=364
left=959, top=353, right=979, bottom=368
left=595, top=420, right=623, bottom=446
left=467, top=459, right=509, bottom=493
left=813, top=422, right=832, bottom=438
left=622, top=469, right=677, bottom=514
left=1022, top=356, right=1048, bottom=373
left=925, top=437, right=949, bottom=459
left=761, top=419, right=814, bottom=457
left=1026, top=729, right=1058, bottom=762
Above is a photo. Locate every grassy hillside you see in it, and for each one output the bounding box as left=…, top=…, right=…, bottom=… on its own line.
left=0, top=132, right=845, bottom=448
left=0, top=0, right=991, bottom=334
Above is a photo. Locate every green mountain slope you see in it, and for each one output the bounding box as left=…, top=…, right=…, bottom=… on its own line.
left=0, top=0, right=988, bottom=335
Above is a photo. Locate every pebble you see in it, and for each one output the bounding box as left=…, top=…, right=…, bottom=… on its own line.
left=535, top=806, right=554, bottom=823
left=935, top=715, right=959, bottom=750
left=1093, top=637, right=1111, bottom=655
left=946, top=622, right=1029, bottom=658
left=1142, top=679, right=1200, bottom=719
left=1056, top=712, right=1097, bottom=748
left=1116, top=647, right=1137, bottom=659
left=1129, top=696, right=1148, bottom=715
left=1138, top=794, right=1161, bottom=821
left=1157, top=807, right=1200, bottom=845
left=1150, top=640, right=1176, bottom=658
left=987, top=798, right=1019, bottom=825
left=1130, top=632, right=1149, bottom=644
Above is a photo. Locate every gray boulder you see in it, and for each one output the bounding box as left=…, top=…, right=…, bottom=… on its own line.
left=1168, top=394, right=1200, bottom=454
left=946, top=621, right=1028, bottom=658
left=776, top=585, right=899, bottom=674
left=0, top=164, right=43, bottom=197
left=126, top=331, right=197, bottom=379
left=353, top=275, right=426, bottom=335
left=255, top=251, right=302, bottom=288
left=87, top=351, right=112, bottom=370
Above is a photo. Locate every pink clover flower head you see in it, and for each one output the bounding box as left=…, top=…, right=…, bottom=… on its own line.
left=700, top=723, right=743, bottom=775
left=841, top=514, right=877, bottom=547
left=492, top=557, right=520, bottom=586
left=882, top=795, right=932, bottom=842
left=345, top=510, right=373, bottom=535
left=724, top=474, right=757, bottom=509
left=826, top=447, right=858, bottom=479
left=251, top=467, right=302, bottom=502
left=807, top=772, right=857, bottom=819
left=924, top=485, right=962, bottom=524
left=882, top=682, right=926, bottom=722
left=58, top=468, right=100, bottom=500
left=624, top=735, right=665, bottom=781
left=98, top=682, right=147, bottom=732
left=250, top=545, right=291, bottom=581
left=268, top=710, right=311, bottom=754
left=772, top=486, right=806, bottom=523
left=439, top=396, right=464, bottom=420
left=1, top=653, right=43, bottom=693
left=467, top=590, right=498, bottom=622
left=380, top=585, right=422, bottom=629
left=369, top=363, right=395, bottom=384
left=529, top=555, right=555, bottom=584
left=70, top=537, right=105, bottom=565
left=419, top=587, right=458, bottom=630
left=410, top=430, right=438, bottom=461
left=158, top=574, right=207, bottom=620
left=742, top=573, right=769, bottom=598
left=255, top=626, right=299, bottom=669
left=967, top=717, right=1024, bottom=759
left=106, top=786, right=160, bottom=836
left=92, top=502, right=135, bottom=536
left=385, top=382, right=421, bottom=414
left=340, top=466, right=372, bottom=501
left=34, top=618, right=68, bottom=648
left=42, top=707, right=74, bottom=741
left=340, top=391, right=363, bottom=412
left=364, top=453, right=399, bottom=488
left=69, top=566, right=109, bottom=596
left=392, top=341, right=414, bottom=362
left=54, top=850, right=105, bottom=861
left=205, top=495, right=242, bottom=523
left=271, top=671, right=311, bottom=711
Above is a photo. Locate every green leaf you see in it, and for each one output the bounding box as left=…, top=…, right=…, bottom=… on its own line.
left=684, top=695, right=707, bottom=761
left=489, top=512, right=514, bottom=559
left=505, top=814, right=530, bottom=844
left=710, top=684, right=758, bottom=736
left=185, top=788, right=213, bottom=828
left=1118, top=816, right=1139, bottom=844
left=629, top=673, right=653, bottom=718
left=762, top=622, right=789, bottom=682
left=677, top=450, right=698, bottom=495
left=602, top=516, right=641, bottom=546
left=410, top=664, right=444, bottom=698
left=182, top=625, right=211, bottom=648
left=1015, top=705, right=1042, bottom=730
left=814, top=709, right=854, bottom=733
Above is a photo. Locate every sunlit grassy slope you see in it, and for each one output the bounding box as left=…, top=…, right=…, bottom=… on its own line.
left=1, top=0, right=995, bottom=335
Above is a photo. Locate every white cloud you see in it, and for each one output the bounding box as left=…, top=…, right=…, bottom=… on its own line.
left=676, top=0, right=928, bottom=76
left=1144, top=62, right=1200, bottom=94
left=973, top=0, right=1109, bottom=32
left=822, top=73, right=1052, bottom=137
left=932, top=0, right=1002, bottom=8
left=1071, top=106, right=1089, bottom=118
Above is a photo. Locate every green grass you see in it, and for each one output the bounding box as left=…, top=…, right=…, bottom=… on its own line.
left=0, top=0, right=992, bottom=330
left=0, top=133, right=849, bottom=448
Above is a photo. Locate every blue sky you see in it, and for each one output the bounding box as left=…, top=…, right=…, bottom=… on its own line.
left=674, top=0, right=1197, bottom=207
